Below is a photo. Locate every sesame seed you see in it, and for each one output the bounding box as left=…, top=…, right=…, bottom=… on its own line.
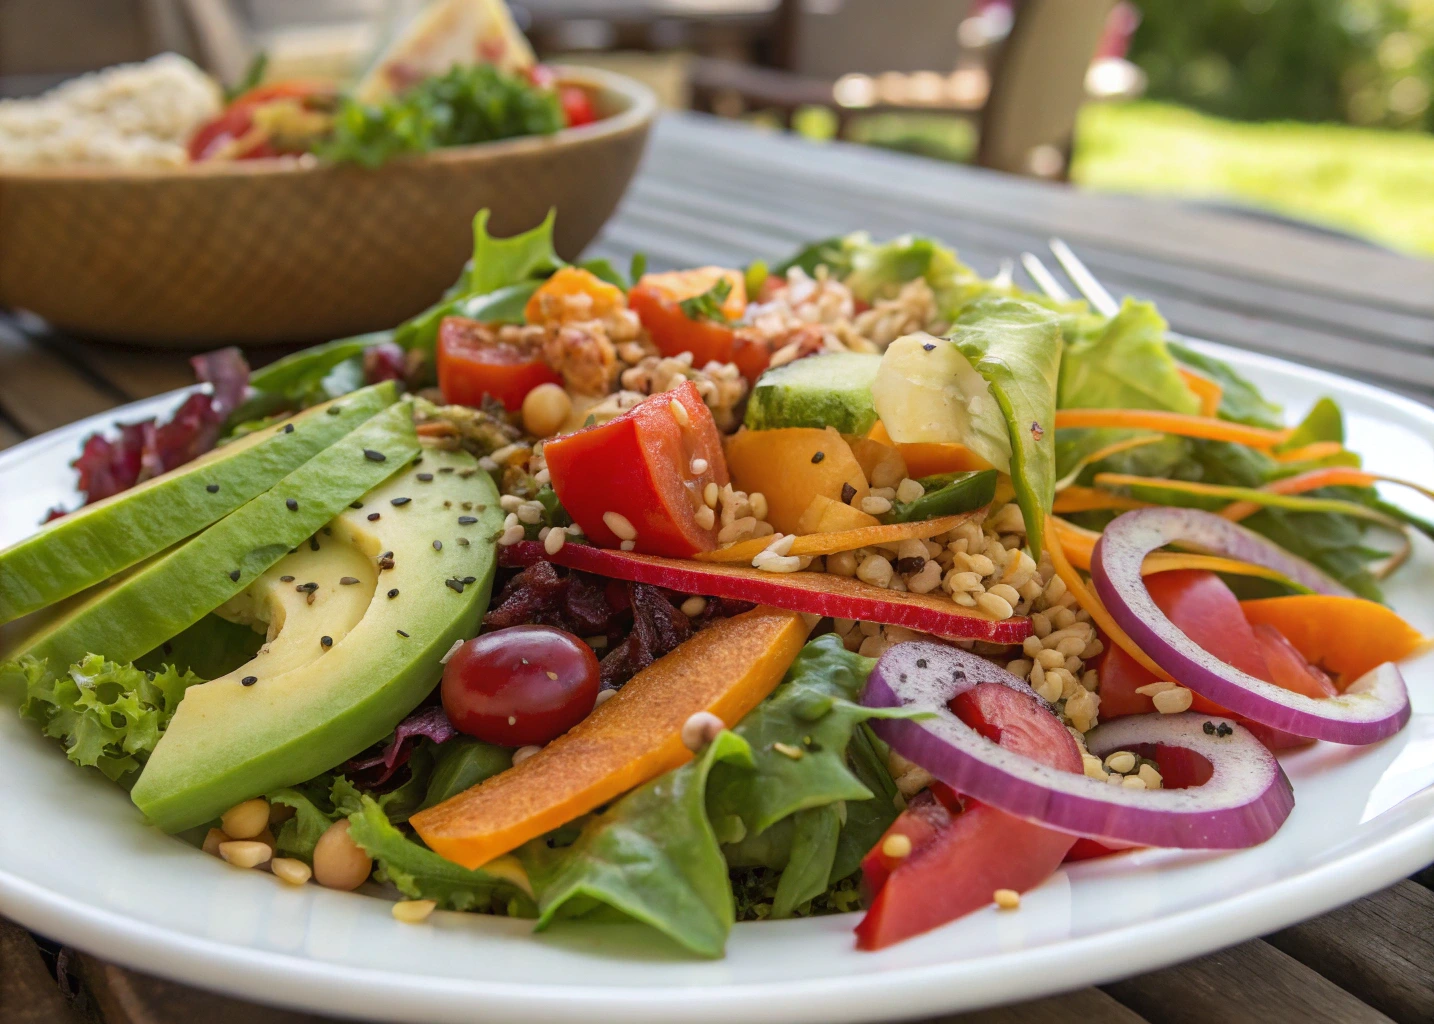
left=841, top=482, right=857, bottom=504
left=296, top=582, right=318, bottom=592
left=283, top=423, right=295, bottom=433
left=241, top=676, right=257, bottom=686
left=922, top=342, right=936, bottom=352
left=286, top=498, right=299, bottom=511
left=439, top=467, right=455, bottom=474
left=994, top=889, right=1020, bottom=910
left=327, top=405, right=343, bottom=415
left=603, top=511, right=637, bottom=541
left=309, top=536, right=320, bottom=552
left=228, top=569, right=240, bottom=582
left=378, top=555, right=395, bottom=570
left=545, top=671, right=559, bottom=680
left=363, top=449, right=386, bottom=463
left=669, top=399, right=689, bottom=426
left=462, top=576, right=476, bottom=584
left=413, top=456, right=423, bottom=465
left=773, top=742, right=804, bottom=760
left=280, top=575, right=294, bottom=582
left=392, top=497, right=411, bottom=506
left=1203, top=721, right=1217, bottom=735
left=320, top=636, right=333, bottom=647
left=416, top=473, right=433, bottom=482
left=620, top=540, right=636, bottom=551
left=457, top=537, right=470, bottom=546
left=432, top=540, right=443, bottom=551
left=388, top=588, right=399, bottom=598
left=690, top=457, right=708, bottom=475
left=396, top=630, right=409, bottom=638
left=446, top=579, right=465, bottom=593
left=367, top=513, right=380, bottom=521
left=339, top=576, right=359, bottom=586
left=206, top=483, right=220, bottom=493
left=458, top=515, right=477, bottom=525
left=811, top=451, right=825, bottom=464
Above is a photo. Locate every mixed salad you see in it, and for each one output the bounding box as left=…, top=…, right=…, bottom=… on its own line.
left=1, top=211, right=1427, bottom=957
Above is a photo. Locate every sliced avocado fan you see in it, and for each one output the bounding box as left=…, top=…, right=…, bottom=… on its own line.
left=0, top=382, right=399, bottom=625
left=8, top=401, right=419, bottom=675
left=132, top=447, right=503, bottom=833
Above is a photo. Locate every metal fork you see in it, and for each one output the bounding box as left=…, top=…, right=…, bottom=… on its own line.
left=1020, top=239, right=1119, bottom=314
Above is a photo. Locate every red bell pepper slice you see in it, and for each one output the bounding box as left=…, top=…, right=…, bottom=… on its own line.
left=436, top=316, right=561, bottom=412
left=629, top=268, right=771, bottom=383
left=544, top=382, right=728, bottom=556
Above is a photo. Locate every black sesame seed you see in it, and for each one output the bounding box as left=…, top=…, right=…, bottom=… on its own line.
left=280, top=575, right=295, bottom=582
left=1203, top=721, right=1217, bottom=735
left=392, top=496, right=411, bottom=506
left=439, top=466, right=455, bottom=474
left=458, top=515, right=478, bottom=525
left=368, top=512, right=381, bottom=521
left=396, top=629, right=409, bottom=638
left=446, top=579, right=466, bottom=593
left=286, top=498, right=299, bottom=511
left=241, top=676, right=258, bottom=686
left=413, top=456, right=424, bottom=465
left=322, top=527, right=332, bottom=536
left=309, top=536, right=320, bottom=552
left=417, top=472, right=434, bottom=482
left=841, top=482, right=857, bottom=504
left=432, top=540, right=443, bottom=551
left=327, top=406, right=342, bottom=415
left=283, top=423, right=295, bottom=434
left=297, top=582, right=319, bottom=593
left=206, top=483, right=220, bottom=493
left=351, top=501, right=363, bottom=509
left=388, top=588, right=399, bottom=598
left=461, top=576, right=477, bottom=584
left=339, top=576, right=359, bottom=586
left=922, top=342, right=936, bottom=352
left=228, top=569, right=241, bottom=582
left=811, top=451, right=825, bottom=464
left=364, top=449, right=386, bottom=462
left=459, top=468, right=477, bottom=478
left=320, top=636, right=333, bottom=648
left=916, top=658, right=928, bottom=669
left=456, top=537, right=470, bottom=546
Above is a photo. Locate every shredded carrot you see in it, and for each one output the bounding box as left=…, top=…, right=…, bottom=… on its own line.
left=415, top=422, right=459, bottom=437
left=694, top=513, right=971, bottom=564
left=1053, top=433, right=1165, bottom=491
left=1273, top=441, right=1346, bottom=464
left=1052, top=487, right=1152, bottom=514
left=1050, top=517, right=1295, bottom=587
left=1178, top=369, right=1223, bottom=418
left=1220, top=467, right=1378, bottom=522
left=1054, top=409, right=1291, bottom=449
left=1050, top=515, right=1100, bottom=569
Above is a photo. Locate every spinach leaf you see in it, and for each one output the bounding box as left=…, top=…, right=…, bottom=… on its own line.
left=770, top=804, right=841, bottom=919
left=421, top=737, right=511, bottom=810
left=246, top=332, right=392, bottom=401
left=1279, top=396, right=1344, bottom=448
left=946, top=297, right=1064, bottom=557
left=1168, top=341, right=1284, bottom=428
left=830, top=724, right=900, bottom=883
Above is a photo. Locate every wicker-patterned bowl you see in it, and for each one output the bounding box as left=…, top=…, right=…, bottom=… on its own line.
left=0, top=66, right=656, bottom=347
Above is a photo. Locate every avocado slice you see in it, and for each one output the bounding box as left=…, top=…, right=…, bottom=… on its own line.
left=0, top=383, right=399, bottom=625
left=744, top=352, right=882, bottom=435
left=131, top=448, right=503, bottom=832
left=8, top=401, right=420, bottom=674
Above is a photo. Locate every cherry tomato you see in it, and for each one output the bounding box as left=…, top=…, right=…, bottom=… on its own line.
left=187, top=81, right=332, bottom=162
left=1097, top=570, right=1332, bottom=750
left=629, top=268, right=771, bottom=384
left=436, top=315, right=562, bottom=411
left=854, top=683, right=1081, bottom=949
left=544, top=381, right=729, bottom=556
left=559, top=85, right=597, bottom=127
left=442, top=625, right=600, bottom=747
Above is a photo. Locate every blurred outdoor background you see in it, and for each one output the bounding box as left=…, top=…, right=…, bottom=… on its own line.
left=4, top=0, right=1430, bottom=256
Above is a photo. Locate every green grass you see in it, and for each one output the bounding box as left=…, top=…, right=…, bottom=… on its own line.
left=1071, top=101, right=1434, bottom=257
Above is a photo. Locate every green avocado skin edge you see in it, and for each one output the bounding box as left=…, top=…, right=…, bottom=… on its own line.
left=131, top=449, right=504, bottom=833
left=11, top=401, right=420, bottom=674
left=0, top=382, right=399, bottom=625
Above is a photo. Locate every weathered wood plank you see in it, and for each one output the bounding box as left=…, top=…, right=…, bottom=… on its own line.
left=52, top=339, right=198, bottom=400
left=935, top=987, right=1149, bottom=1023
left=78, top=954, right=343, bottom=1024
left=0, top=321, right=119, bottom=434
left=1263, top=881, right=1434, bottom=1024
left=0, top=918, right=82, bottom=1024
left=1101, top=938, right=1395, bottom=1024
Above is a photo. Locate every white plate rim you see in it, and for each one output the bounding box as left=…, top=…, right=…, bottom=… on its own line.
left=1, top=336, right=1432, bottom=1024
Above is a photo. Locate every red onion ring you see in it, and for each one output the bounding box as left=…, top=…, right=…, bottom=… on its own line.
left=1092, top=508, right=1410, bottom=744
left=863, top=641, right=1295, bottom=849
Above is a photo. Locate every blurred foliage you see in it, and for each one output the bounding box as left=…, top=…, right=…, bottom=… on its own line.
left=1072, top=101, right=1434, bottom=255
left=1130, top=0, right=1434, bottom=129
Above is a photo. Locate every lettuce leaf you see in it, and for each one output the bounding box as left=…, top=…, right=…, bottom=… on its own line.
left=776, top=232, right=993, bottom=318
left=1059, top=299, right=1199, bottom=415
left=9, top=654, right=202, bottom=783
left=267, top=787, right=336, bottom=862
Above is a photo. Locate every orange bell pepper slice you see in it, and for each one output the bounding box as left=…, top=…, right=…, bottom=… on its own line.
left=1239, top=596, right=1428, bottom=688
left=867, top=421, right=992, bottom=478
left=524, top=266, right=627, bottom=325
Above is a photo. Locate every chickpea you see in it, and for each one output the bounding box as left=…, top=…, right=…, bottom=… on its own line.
left=521, top=384, right=572, bottom=438
left=313, top=820, right=373, bottom=891
left=221, top=798, right=271, bottom=839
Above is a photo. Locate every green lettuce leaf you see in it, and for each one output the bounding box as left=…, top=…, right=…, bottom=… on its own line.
left=267, top=787, right=337, bottom=862
left=1058, top=299, right=1199, bottom=414
left=1168, top=341, right=1284, bottom=428
left=534, top=730, right=754, bottom=958
left=347, top=796, right=534, bottom=915
left=10, top=654, right=202, bottom=783
left=769, top=804, right=841, bottom=919
left=1279, top=396, right=1344, bottom=449
left=946, top=297, right=1064, bottom=557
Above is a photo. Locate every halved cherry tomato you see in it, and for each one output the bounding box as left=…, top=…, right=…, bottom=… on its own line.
left=855, top=683, right=1081, bottom=950
left=629, top=268, right=770, bottom=383
left=1096, top=570, right=1331, bottom=749
left=436, top=316, right=561, bottom=411
left=544, top=381, right=729, bottom=557
left=559, top=85, right=597, bottom=127
left=188, top=81, right=332, bottom=161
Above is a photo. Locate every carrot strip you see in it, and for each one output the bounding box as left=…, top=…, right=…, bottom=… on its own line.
left=1050, top=516, right=1299, bottom=587
left=1055, top=409, right=1291, bottom=449
left=1273, top=441, right=1346, bottom=464
left=694, top=513, right=972, bottom=564
left=1052, top=487, right=1152, bottom=514
left=1045, top=515, right=1168, bottom=679
left=1050, top=515, right=1100, bottom=569
left=1093, top=472, right=1401, bottom=530
left=1220, top=467, right=1378, bottom=522
left=1178, top=369, right=1223, bottom=418
left=1053, top=433, right=1165, bottom=491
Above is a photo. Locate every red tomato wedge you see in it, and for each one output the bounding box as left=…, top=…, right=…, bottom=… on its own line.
left=437, top=316, right=561, bottom=411
left=855, top=683, right=1081, bottom=950
left=559, top=85, right=597, bottom=127
left=1096, top=570, right=1333, bottom=749
left=629, top=268, right=770, bottom=383
left=544, top=382, right=728, bottom=557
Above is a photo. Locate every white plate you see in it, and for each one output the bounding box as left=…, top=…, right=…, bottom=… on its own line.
left=1, top=341, right=1432, bottom=1024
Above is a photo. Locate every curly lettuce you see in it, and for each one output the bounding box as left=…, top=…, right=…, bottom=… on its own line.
left=8, top=655, right=202, bottom=783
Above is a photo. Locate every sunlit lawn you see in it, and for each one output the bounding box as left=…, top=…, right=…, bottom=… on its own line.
left=1071, top=101, right=1434, bottom=257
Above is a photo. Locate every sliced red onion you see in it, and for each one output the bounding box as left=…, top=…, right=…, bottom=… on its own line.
left=1093, top=508, right=1410, bottom=744
left=863, top=641, right=1295, bottom=849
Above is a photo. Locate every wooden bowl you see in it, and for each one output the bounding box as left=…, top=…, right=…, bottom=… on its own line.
left=0, top=66, right=656, bottom=347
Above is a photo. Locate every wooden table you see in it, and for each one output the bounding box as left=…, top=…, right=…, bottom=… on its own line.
left=1, top=114, right=1432, bottom=1024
